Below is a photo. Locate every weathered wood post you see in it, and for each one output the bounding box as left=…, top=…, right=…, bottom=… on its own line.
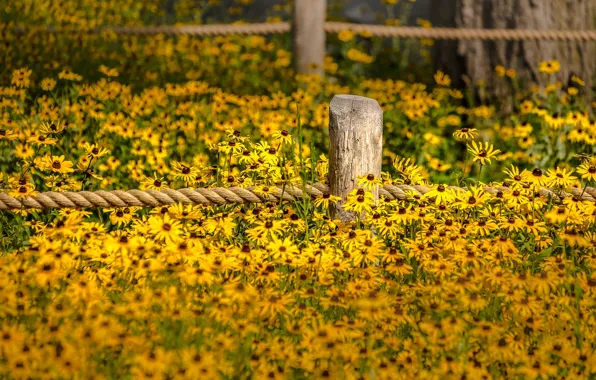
left=329, top=95, right=383, bottom=221
left=293, top=0, right=326, bottom=76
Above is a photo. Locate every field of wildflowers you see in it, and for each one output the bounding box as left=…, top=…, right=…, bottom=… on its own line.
left=2, top=1, right=596, bottom=379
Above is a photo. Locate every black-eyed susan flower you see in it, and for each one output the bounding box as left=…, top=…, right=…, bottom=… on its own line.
left=434, top=70, right=451, bottom=86
left=357, top=174, right=382, bottom=191
left=313, top=193, right=341, bottom=209
left=40, top=78, right=57, bottom=91
left=467, top=141, right=501, bottom=165
left=140, top=174, right=169, bottom=190
left=422, top=184, right=456, bottom=205
left=172, top=161, right=199, bottom=183
left=546, top=167, right=578, bottom=188
left=38, top=120, right=66, bottom=135
left=42, top=155, right=75, bottom=173
left=82, top=142, right=110, bottom=159
left=523, top=168, right=548, bottom=187
left=453, top=127, right=478, bottom=141
left=538, top=59, right=561, bottom=74
left=344, top=188, right=375, bottom=214
left=576, top=159, right=596, bottom=182
left=148, top=214, right=182, bottom=243
left=11, top=68, right=32, bottom=88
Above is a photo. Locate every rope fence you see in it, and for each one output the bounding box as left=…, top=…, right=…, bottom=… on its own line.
left=2, top=183, right=595, bottom=211
left=6, top=22, right=596, bottom=41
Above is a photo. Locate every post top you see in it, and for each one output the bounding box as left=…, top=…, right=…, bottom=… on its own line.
left=330, top=94, right=382, bottom=114
left=331, top=94, right=379, bottom=104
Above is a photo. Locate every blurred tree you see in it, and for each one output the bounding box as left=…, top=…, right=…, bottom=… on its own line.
left=432, top=0, right=595, bottom=99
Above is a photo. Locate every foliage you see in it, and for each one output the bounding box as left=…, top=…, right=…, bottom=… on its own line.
left=1, top=1, right=596, bottom=378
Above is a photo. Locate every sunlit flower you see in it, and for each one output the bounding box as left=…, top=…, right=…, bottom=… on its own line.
left=11, top=68, right=32, bottom=88
left=538, top=59, right=561, bottom=74
left=467, top=141, right=501, bottom=165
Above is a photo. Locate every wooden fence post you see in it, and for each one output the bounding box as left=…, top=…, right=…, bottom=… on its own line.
left=293, top=0, right=326, bottom=76
left=329, top=95, right=383, bottom=221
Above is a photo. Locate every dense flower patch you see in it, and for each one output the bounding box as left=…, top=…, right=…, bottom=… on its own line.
left=2, top=2, right=596, bottom=378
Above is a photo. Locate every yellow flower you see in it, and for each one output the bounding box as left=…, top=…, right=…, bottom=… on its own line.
left=453, top=127, right=478, bottom=141
left=58, top=69, right=83, bottom=81
left=346, top=49, right=374, bottom=64
left=434, top=70, right=451, bottom=86
left=99, top=65, right=119, bottom=77
left=538, top=59, right=561, bottom=74
left=41, top=78, right=57, bottom=91
left=247, top=219, right=285, bottom=244
left=495, top=65, right=506, bottom=77
left=140, top=174, right=169, bottom=190
left=357, top=174, right=382, bottom=191
left=338, top=30, right=355, bottom=42
left=571, top=75, right=585, bottom=87
left=467, top=141, right=501, bottom=165
left=344, top=188, right=375, bottom=214
left=38, top=120, right=66, bottom=135
left=416, top=18, right=432, bottom=29
left=314, top=193, right=341, bottom=209
left=577, top=159, right=596, bottom=181
left=148, top=213, right=182, bottom=242
left=422, top=184, right=456, bottom=205
left=42, top=155, right=75, bottom=173
left=8, top=183, right=37, bottom=198
left=11, top=68, right=32, bottom=88
left=171, top=161, right=199, bottom=184
left=454, top=185, right=490, bottom=209
left=545, top=167, right=578, bottom=188
left=83, top=142, right=110, bottom=159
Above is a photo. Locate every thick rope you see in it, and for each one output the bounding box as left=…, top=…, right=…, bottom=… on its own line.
left=2, top=183, right=595, bottom=210
left=107, top=23, right=291, bottom=36
left=6, top=22, right=596, bottom=41
left=324, top=22, right=596, bottom=41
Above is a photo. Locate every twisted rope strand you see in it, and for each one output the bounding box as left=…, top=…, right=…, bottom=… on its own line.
left=324, top=22, right=596, bottom=41
left=6, top=22, right=596, bottom=41
left=2, top=184, right=595, bottom=211
left=107, top=22, right=291, bottom=36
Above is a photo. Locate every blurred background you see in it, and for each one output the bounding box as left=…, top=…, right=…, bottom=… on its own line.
left=2, top=0, right=593, bottom=96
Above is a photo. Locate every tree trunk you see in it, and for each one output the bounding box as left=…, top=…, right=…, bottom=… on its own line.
left=432, top=0, right=595, bottom=100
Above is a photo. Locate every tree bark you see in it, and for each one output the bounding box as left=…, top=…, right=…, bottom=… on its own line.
left=432, top=0, right=596, bottom=99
